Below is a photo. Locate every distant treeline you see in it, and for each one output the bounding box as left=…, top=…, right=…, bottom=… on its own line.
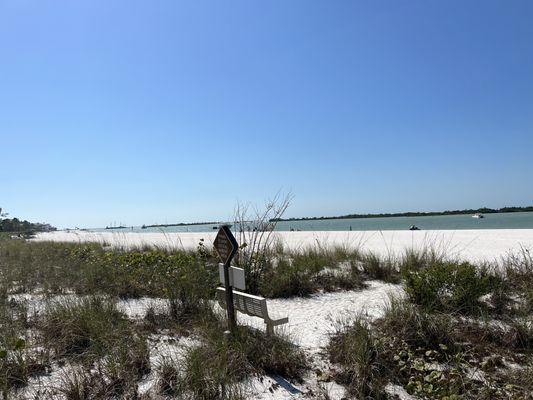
left=272, top=206, right=533, bottom=222
left=0, top=217, right=56, bottom=233
left=142, top=221, right=222, bottom=229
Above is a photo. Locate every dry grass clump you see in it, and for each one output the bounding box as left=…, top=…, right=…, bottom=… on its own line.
left=256, top=245, right=366, bottom=298
left=57, top=365, right=141, bottom=400
left=156, top=355, right=183, bottom=396
left=38, top=297, right=131, bottom=360
left=359, top=252, right=400, bottom=283
left=503, top=246, right=533, bottom=286
left=0, top=296, right=49, bottom=395
left=399, top=247, right=449, bottom=273
left=328, top=316, right=387, bottom=399
left=156, top=317, right=308, bottom=399
left=0, top=340, right=49, bottom=394
left=38, top=297, right=152, bottom=398
left=502, top=247, right=533, bottom=315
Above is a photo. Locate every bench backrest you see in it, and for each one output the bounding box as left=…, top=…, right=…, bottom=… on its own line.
left=216, top=287, right=268, bottom=319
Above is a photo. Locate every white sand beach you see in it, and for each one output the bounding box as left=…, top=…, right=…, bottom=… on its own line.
left=35, top=229, right=533, bottom=264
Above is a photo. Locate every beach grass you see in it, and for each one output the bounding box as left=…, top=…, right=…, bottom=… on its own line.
left=0, top=237, right=532, bottom=398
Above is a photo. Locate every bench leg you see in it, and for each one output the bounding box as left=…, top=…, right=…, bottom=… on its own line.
left=266, top=322, right=274, bottom=335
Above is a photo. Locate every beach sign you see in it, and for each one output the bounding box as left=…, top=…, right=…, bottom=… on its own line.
left=214, top=225, right=239, bottom=335
left=213, top=225, right=238, bottom=265
left=218, top=264, right=245, bottom=290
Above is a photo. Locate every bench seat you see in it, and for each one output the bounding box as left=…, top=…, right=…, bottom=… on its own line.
left=216, top=287, right=288, bottom=334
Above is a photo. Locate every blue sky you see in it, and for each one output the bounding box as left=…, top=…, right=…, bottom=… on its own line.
left=1, top=0, right=532, bottom=228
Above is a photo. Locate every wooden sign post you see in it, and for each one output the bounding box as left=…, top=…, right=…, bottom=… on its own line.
left=213, top=225, right=239, bottom=336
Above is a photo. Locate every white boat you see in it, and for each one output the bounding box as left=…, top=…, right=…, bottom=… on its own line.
left=472, top=213, right=484, bottom=219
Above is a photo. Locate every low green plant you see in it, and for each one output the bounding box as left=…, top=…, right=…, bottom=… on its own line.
left=0, top=240, right=217, bottom=300
left=257, top=246, right=365, bottom=298
left=377, top=297, right=454, bottom=351
left=387, top=340, right=472, bottom=399
left=403, top=261, right=494, bottom=313
left=258, top=258, right=317, bottom=298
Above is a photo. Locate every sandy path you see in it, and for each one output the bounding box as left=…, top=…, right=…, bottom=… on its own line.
left=233, top=280, right=402, bottom=348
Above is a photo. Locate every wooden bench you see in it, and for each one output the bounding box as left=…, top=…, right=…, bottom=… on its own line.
left=216, top=287, right=288, bottom=334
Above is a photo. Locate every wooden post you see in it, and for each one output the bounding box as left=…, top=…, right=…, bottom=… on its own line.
left=213, top=225, right=239, bottom=338
left=223, top=259, right=236, bottom=335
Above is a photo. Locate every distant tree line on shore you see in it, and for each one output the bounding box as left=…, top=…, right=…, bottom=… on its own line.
left=0, top=208, right=56, bottom=233
left=141, top=221, right=222, bottom=229
left=272, top=206, right=533, bottom=222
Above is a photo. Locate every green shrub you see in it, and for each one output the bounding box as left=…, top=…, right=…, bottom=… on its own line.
left=0, top=240, right=217, bottom=300
left=257, top=247, right=365, bottom=298
left=398, top=247, right=448, bottom=274
left=258, top=258, right=317, bottom=298
left=377, top=297, right=454, bottom=351
left=403, top=261, right=494, bottom=313
left=314, top=268, right=365, bottom=292
left=97, top=250, right=216, bottom=298
left=0, top=241, right=104, bottom=294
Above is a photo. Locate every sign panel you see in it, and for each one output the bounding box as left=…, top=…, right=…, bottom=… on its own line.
left=213, top=225, right=238, bottom=265
left=218, top=264, right=246, bottom=290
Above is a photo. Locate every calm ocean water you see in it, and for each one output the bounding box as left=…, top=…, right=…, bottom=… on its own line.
left=98, top=211, right=533, bottom=233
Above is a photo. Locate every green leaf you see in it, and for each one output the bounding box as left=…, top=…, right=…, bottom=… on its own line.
left=14, top=338, right=26, bottom=350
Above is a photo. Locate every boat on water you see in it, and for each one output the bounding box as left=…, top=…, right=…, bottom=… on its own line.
left=472, top=213, right=484, bottom=219
left=105, top=222, right=127, bottom=229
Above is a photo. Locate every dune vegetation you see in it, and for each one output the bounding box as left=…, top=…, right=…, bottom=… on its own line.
left=0, top=234, right=532, bottom=399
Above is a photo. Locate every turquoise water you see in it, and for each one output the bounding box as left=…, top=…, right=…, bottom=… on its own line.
left=98, top=211, right=533, bottom=233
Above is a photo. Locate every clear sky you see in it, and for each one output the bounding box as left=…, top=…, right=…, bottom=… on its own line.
left=1, top=0, right=532, bottom=228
